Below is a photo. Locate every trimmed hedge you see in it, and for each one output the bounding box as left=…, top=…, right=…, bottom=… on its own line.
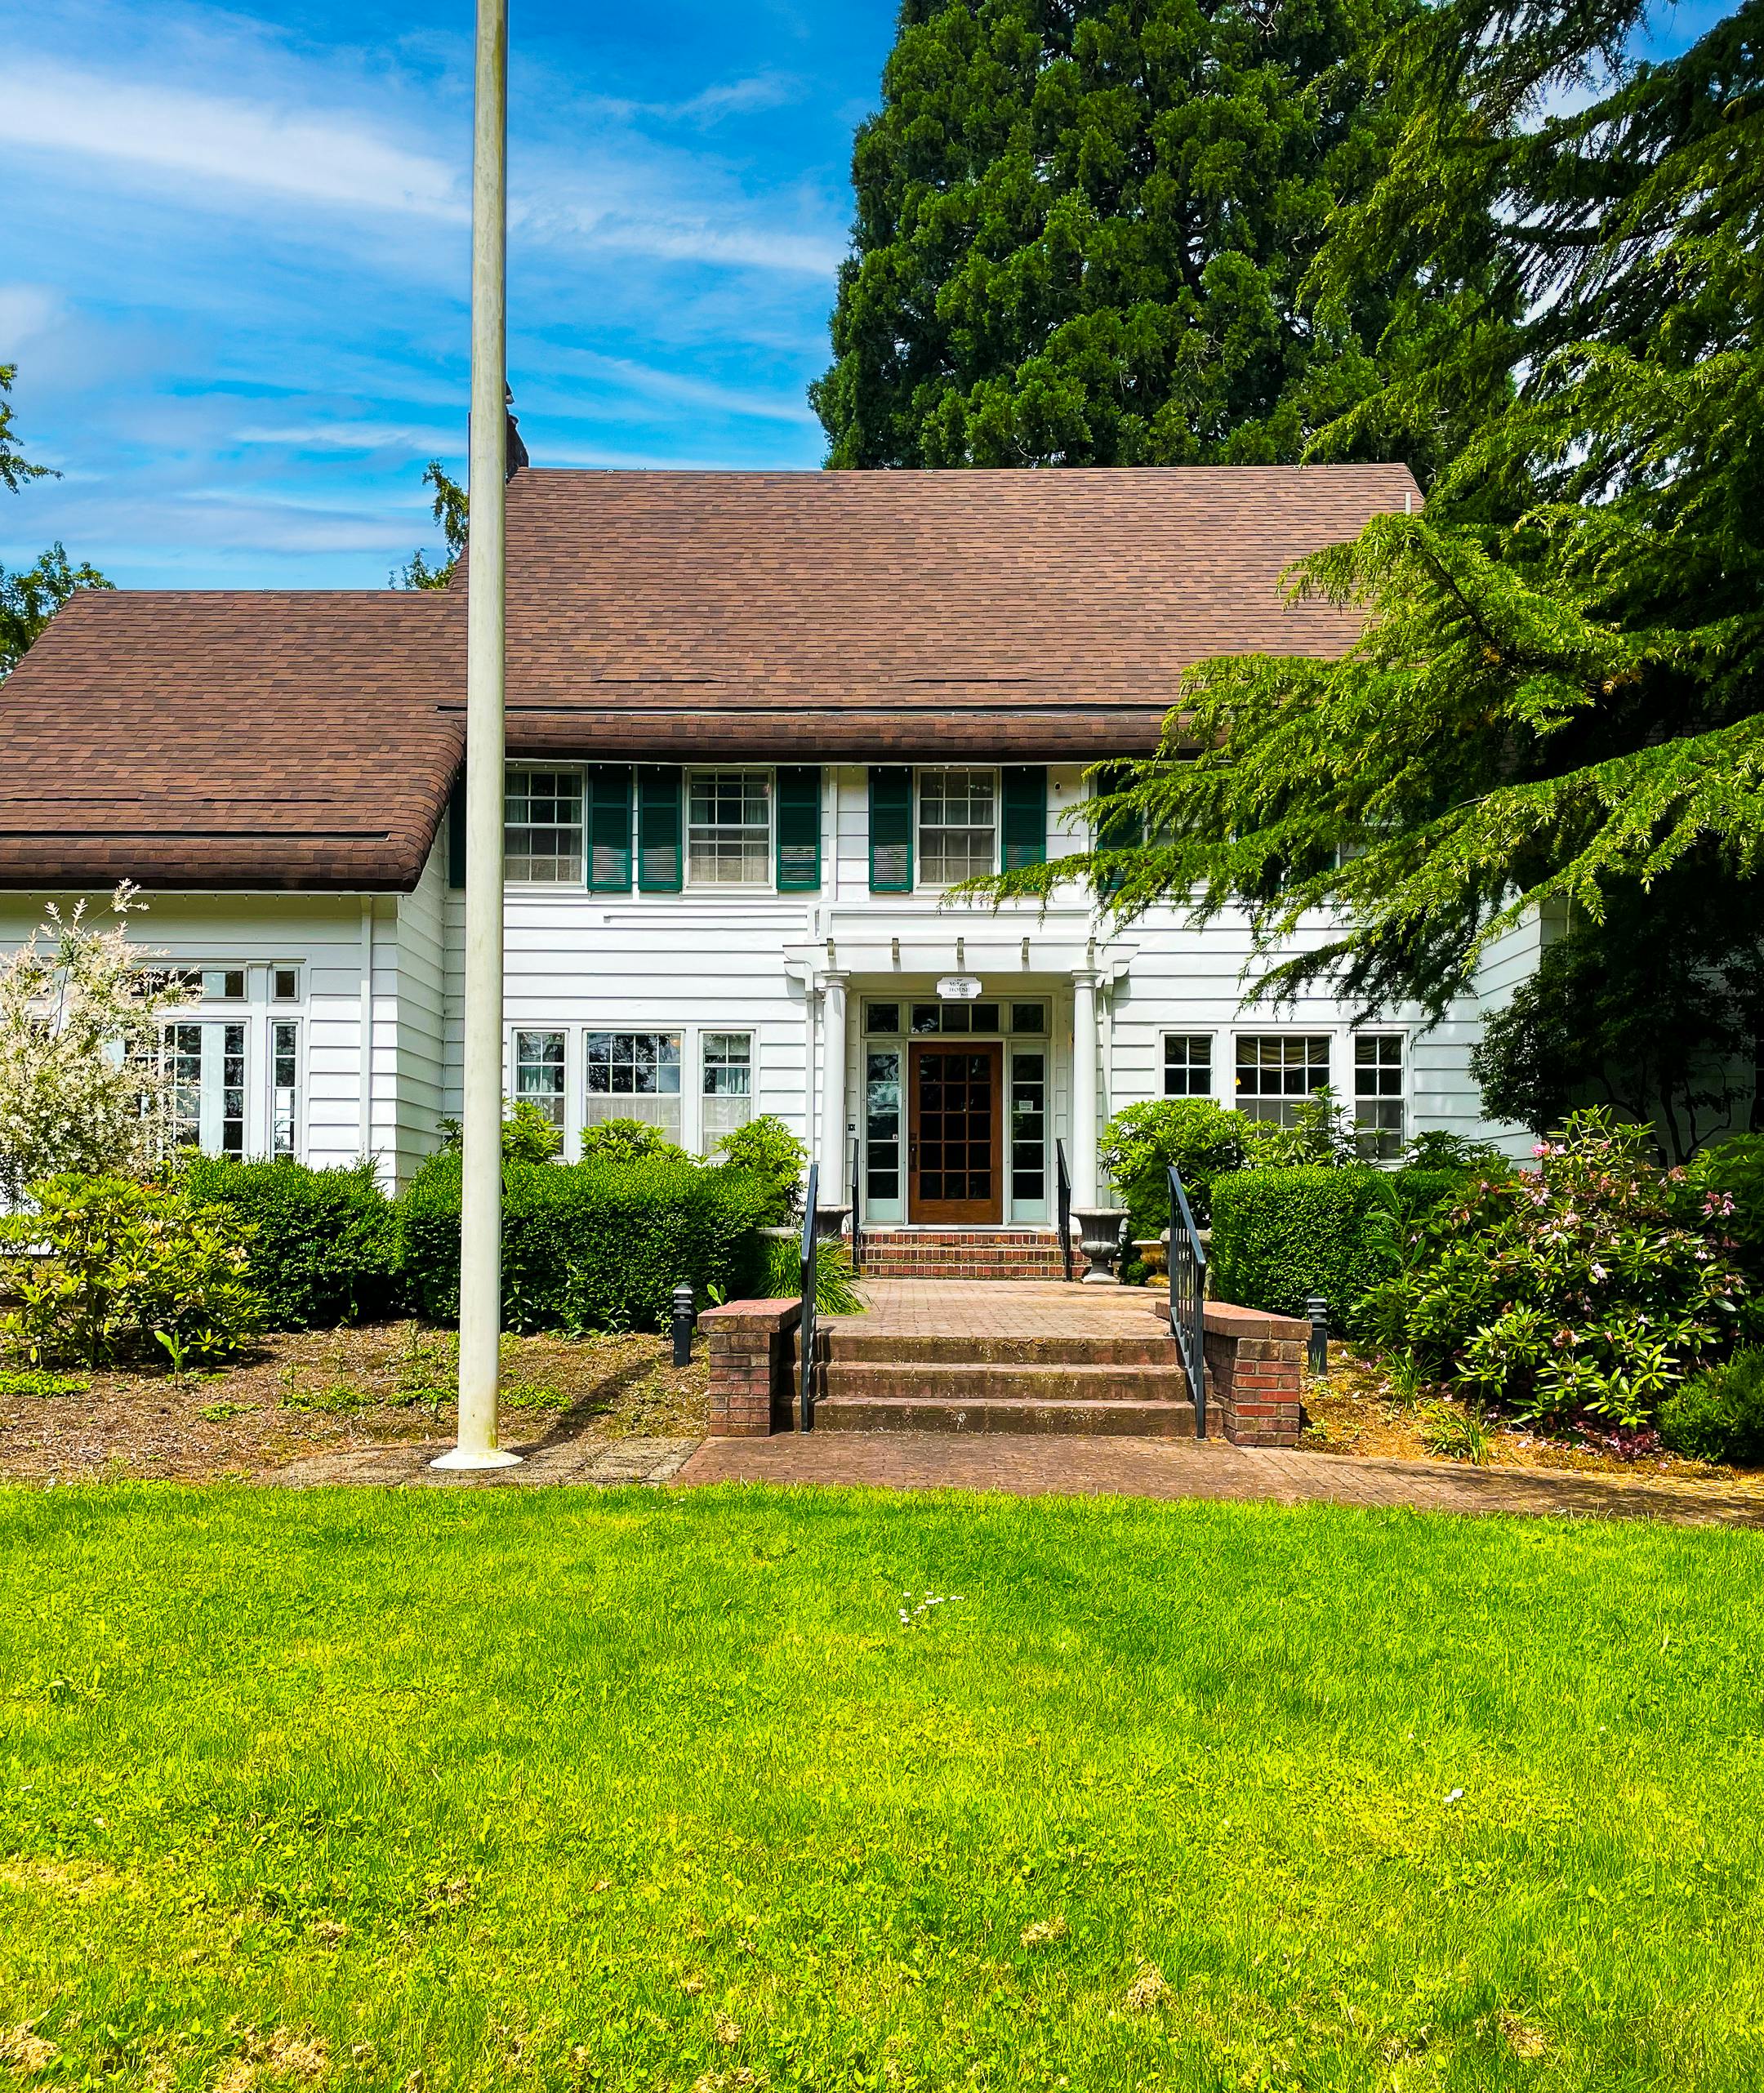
left=1659, top=1347, right=1764, bottom=1466
left=180, top=1156, right=403, bottom=1329
left=1390, top=1166, right=1471, bottom=1219
left=1209, top=1166, right=1400, bottom=1328
left=400, top=1153, right=773, bottom=1332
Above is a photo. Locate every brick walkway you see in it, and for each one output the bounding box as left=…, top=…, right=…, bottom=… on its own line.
left=273, top=1436, right=696, bottom=1489
left=675, top=1432, right=1764, bottom=1527
left=828, top=1278, right=1164, bottom=1339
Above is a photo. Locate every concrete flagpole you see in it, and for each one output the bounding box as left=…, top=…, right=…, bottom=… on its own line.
left=435, top=0, right=520, bottom=1470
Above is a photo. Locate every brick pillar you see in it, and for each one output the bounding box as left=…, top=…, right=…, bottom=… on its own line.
left=1202, top=1303, right=1307, bottom=1447
left=700, top=1299, right=803, bottom=1437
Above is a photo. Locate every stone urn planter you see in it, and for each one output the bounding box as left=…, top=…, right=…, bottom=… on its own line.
left=813, top=1204, right=852, bottom=1245
left=1134, top=1237, right=1168, bottom=1278
left=1070, top=1205, right=1130, bottom=1285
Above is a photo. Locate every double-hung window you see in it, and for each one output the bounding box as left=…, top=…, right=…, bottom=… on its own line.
left=1235, top=1035, right=1331, bottom=1127
left=1164, top=1035, right=1213, bottom=1098
left=918, top=770, right=996, bottom=884
left=584, top=1031, right=682, bottom=1141
left=514, top=1031, right=568, bottom=1130
left=506, top=771, right=584, bottom=883
left=688, top=773, right=771, bottom=885
left=1354, top=1035, right=1405, bottom=1160
left=702, top=1032, right=754, bottom=1145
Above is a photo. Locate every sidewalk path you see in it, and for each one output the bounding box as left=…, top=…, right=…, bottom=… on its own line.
left=674, top=1432, right=1764, bottom=1527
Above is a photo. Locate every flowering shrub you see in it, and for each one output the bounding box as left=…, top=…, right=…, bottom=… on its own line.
left=0, top=885, right=197, bottom=1204
left=0, top=1173, right=264, bottom=1369
left=1357, top=1110, right=1748, bottom=1432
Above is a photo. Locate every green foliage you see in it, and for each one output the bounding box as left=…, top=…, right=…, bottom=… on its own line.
left=400, top=1152, right=771, bottom=1334
left=179, top=1156, right=403, bottom=1330
left=0, top=1173, right=264, bottom=1369
left=392, top=461, right=468, bottom=590
left=574, top=1119, right=689, bottom=1166
left=1686, top=1135, right=1764, bottom=1290
left=1417, top=1399, right=1493, bottom=1466
left=1360, top=1111, right=1748, bottom=1432
left=973, top=0, right=1764, bottom=1079
left=1658, top=1349, right=1764, bottom=1467
left=1389, top=1167, right=1472, bottom=1220
left=814, top=0, right=1468, bottom=473
left=714, top=1116, right=808, bottom=1225
left=1098, top=1098, right=1270, bottom=1235
left=1472, top=893, right=1764, bottom=1163
left=758, top=1231, right=864, bottom=1316
left=439, top=1099, right=564, bottom=1167
left=1403, top=1129, right=1508, bottom=1172
left=1208, top=1166, right=1400, bottom=1326
left=0, top=1366, right=88, bottom=1398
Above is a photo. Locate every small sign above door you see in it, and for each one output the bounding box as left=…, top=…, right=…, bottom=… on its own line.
left=936, top=974, right=984, bottom=1001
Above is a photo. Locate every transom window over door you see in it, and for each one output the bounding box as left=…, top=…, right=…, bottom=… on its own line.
left=585, top=1031, right=682, bottom=1141
left=918, top=770, right=996, bottom=884
left=1236, top=1035, right=1331, bottom=1126
left=506, top=771, right=584, bottom=883
left=688, top=773, right=771, bottom=885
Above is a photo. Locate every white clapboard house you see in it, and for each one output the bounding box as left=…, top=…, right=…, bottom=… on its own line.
left=0, top=467, right=1534, bottom=1267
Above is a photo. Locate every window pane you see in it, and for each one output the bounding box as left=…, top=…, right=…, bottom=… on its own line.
left=1354, top=1035, right=1404, bottom=1160
left=866, top=1050, right=902, bottom=1201
left=201, top=969, right=246, bottom=1001
left=1164, top=1035, right=1213, bottom=1098
left=272, top=968, right=299, bottom=1003
left=918, top=768, right=996, bottom=883
left=1010, top=1052, right=1046, bottom=1202
left=688, top=773, right=771, bottom=886
left=581, top=1032, right=684, bottom=1140
left=702, top=1032, right=755, bottom=1147
left=272, top=1020, right=299, bottom=1158
left=514, top=1031, right=567, bottom=1129
left=1235, top=1035, right=1331, bottom=1127
left=1010, top=1004, right=1045, bottom=1035
left=865, top=1003, right=900, bottom=1035
left=506, top=770, right=584, bottom=883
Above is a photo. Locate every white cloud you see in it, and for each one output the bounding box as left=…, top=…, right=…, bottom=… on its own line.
left=4, top=62, right=465, bottom=220
left=535, top=351, right=815, bottom=426
left=0, top=284, right=67, bottom=357
left=234, top=419, right=461, bottom=454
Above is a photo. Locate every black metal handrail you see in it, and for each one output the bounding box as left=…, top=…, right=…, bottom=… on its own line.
left=799, top=1159, right=819, bottom=1432
left=1055, top=1138, right=1074, bottom=1283
left=849, top=1133, right=862, bottom=1276
left=1167, top=1164, right=1207, bottom=1439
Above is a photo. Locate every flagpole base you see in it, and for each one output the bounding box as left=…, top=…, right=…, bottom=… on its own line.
left=430, top=1445, right=524, bottom=1472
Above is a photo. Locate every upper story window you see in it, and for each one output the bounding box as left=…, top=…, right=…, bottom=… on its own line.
left=918, top=769, right=996, bottom=884
left=688, top=773, right=771, bottom=885
left=506, top=770, right=584, bottom=884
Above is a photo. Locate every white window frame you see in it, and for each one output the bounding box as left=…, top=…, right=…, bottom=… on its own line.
left=686, top=769, right=774, bottom=891
left=1233, top=1032, right=1334, bottom=1126
left=163, top=1018, right=250, bottom=1157
left=915, top=766, right=999, bottom=888
left=504, top=764, right=586, bottom=886
left=1352, top=1031, right=1406, bottom=1162
left=583, top=1028, right=684, bottom=1145
left=1161, top=1032, right=1214, bottom=1099
left=511, top=1027, right=569, bottom=1135
left=701, top=1030, right=756, bottom=1152
left=270, top=1017, right=301, bottom=1160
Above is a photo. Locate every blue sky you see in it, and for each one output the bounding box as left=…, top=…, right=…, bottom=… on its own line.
left=1, top=0, right=1722, bottom=592
left=0, top=0, right=897, bottom=588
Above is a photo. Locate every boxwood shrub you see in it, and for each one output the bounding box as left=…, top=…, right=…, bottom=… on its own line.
left=400, top=1152, right=773, bottom=1332
left=1208, top=1166, right=1400, bottom=1328
left=180, top=1156, right=403, bottom=1329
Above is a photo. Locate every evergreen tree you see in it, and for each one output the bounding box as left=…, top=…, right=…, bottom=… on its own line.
left=977, top=0, right=1764, bottom=1111
left=813, top=0, right=1482, bottom=473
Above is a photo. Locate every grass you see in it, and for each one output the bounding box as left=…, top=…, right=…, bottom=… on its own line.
left=3, top=1485, right=1763, bottom=2091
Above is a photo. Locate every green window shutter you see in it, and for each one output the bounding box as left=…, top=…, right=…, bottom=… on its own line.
left=1001, top=767, right=1047, bottom=871
left=869, top=768, right=913, bottom=893
left=776, top=766, right=822, bottom=892
left=1094, top=764, right=1143, bottom=897
left=586, top=764, right=632, bottom=892
left=447, top=776, right=466, bottom=890
left=637, top=766, right=683, bottom=893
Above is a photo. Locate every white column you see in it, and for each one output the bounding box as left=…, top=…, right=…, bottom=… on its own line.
left=1071, top=969, right=1099, bottom=1207
left=819, top=970, right=849, bottom=1204
left=438, top=0, right=519, bottom=1471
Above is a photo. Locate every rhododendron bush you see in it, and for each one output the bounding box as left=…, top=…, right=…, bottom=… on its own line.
left=0, top=884, right=195, bottom=1205
left=1358, top=1111, right=1750, bottom=1432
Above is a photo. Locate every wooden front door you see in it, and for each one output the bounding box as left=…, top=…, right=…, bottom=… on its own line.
left=908, top=1040, right=1004, bottom=1224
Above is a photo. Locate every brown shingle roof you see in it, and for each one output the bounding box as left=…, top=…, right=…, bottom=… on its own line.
left=1, top=465, right=1416, bottom=890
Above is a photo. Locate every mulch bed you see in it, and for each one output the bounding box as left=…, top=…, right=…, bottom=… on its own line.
left=0, top=1321, right=709, bottom=1482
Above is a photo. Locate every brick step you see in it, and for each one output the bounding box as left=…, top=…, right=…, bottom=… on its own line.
left=821, top=1360, right=1192, bottom=1403
left=826, top=1331, right=1175, bottom=1366
left=814, top=1393, right=1199, bottom=1437
left=858, top=1229, right=1065, bottom=1244
left=856, top=1264, right=1071, bottom=1281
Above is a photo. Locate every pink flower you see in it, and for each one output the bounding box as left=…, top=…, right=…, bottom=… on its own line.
left=1589, top=1262, right=1606, bottom=1280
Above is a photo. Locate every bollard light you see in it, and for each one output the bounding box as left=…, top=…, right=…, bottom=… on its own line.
left=1307, top=1296, right=1330, bottom=1379
left=671, top=1282, right=696, bottom=1369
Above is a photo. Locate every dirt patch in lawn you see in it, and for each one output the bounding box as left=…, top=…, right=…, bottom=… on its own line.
left=1299, top=1343, right=1764, bottom=1496
left=0, top=1322, right=708, bottom=1482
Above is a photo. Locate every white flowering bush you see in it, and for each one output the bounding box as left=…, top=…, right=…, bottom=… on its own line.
left=0, top=884, right=197, bottom=1205
left=1357, top=1109, right=1750, bottom=1435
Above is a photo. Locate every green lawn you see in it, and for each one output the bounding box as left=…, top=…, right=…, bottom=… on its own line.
left=5, top=1486, right=1763, bottom=2092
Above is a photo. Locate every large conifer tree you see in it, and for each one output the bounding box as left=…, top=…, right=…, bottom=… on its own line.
left=813, top=0, right=1470, bottom=471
